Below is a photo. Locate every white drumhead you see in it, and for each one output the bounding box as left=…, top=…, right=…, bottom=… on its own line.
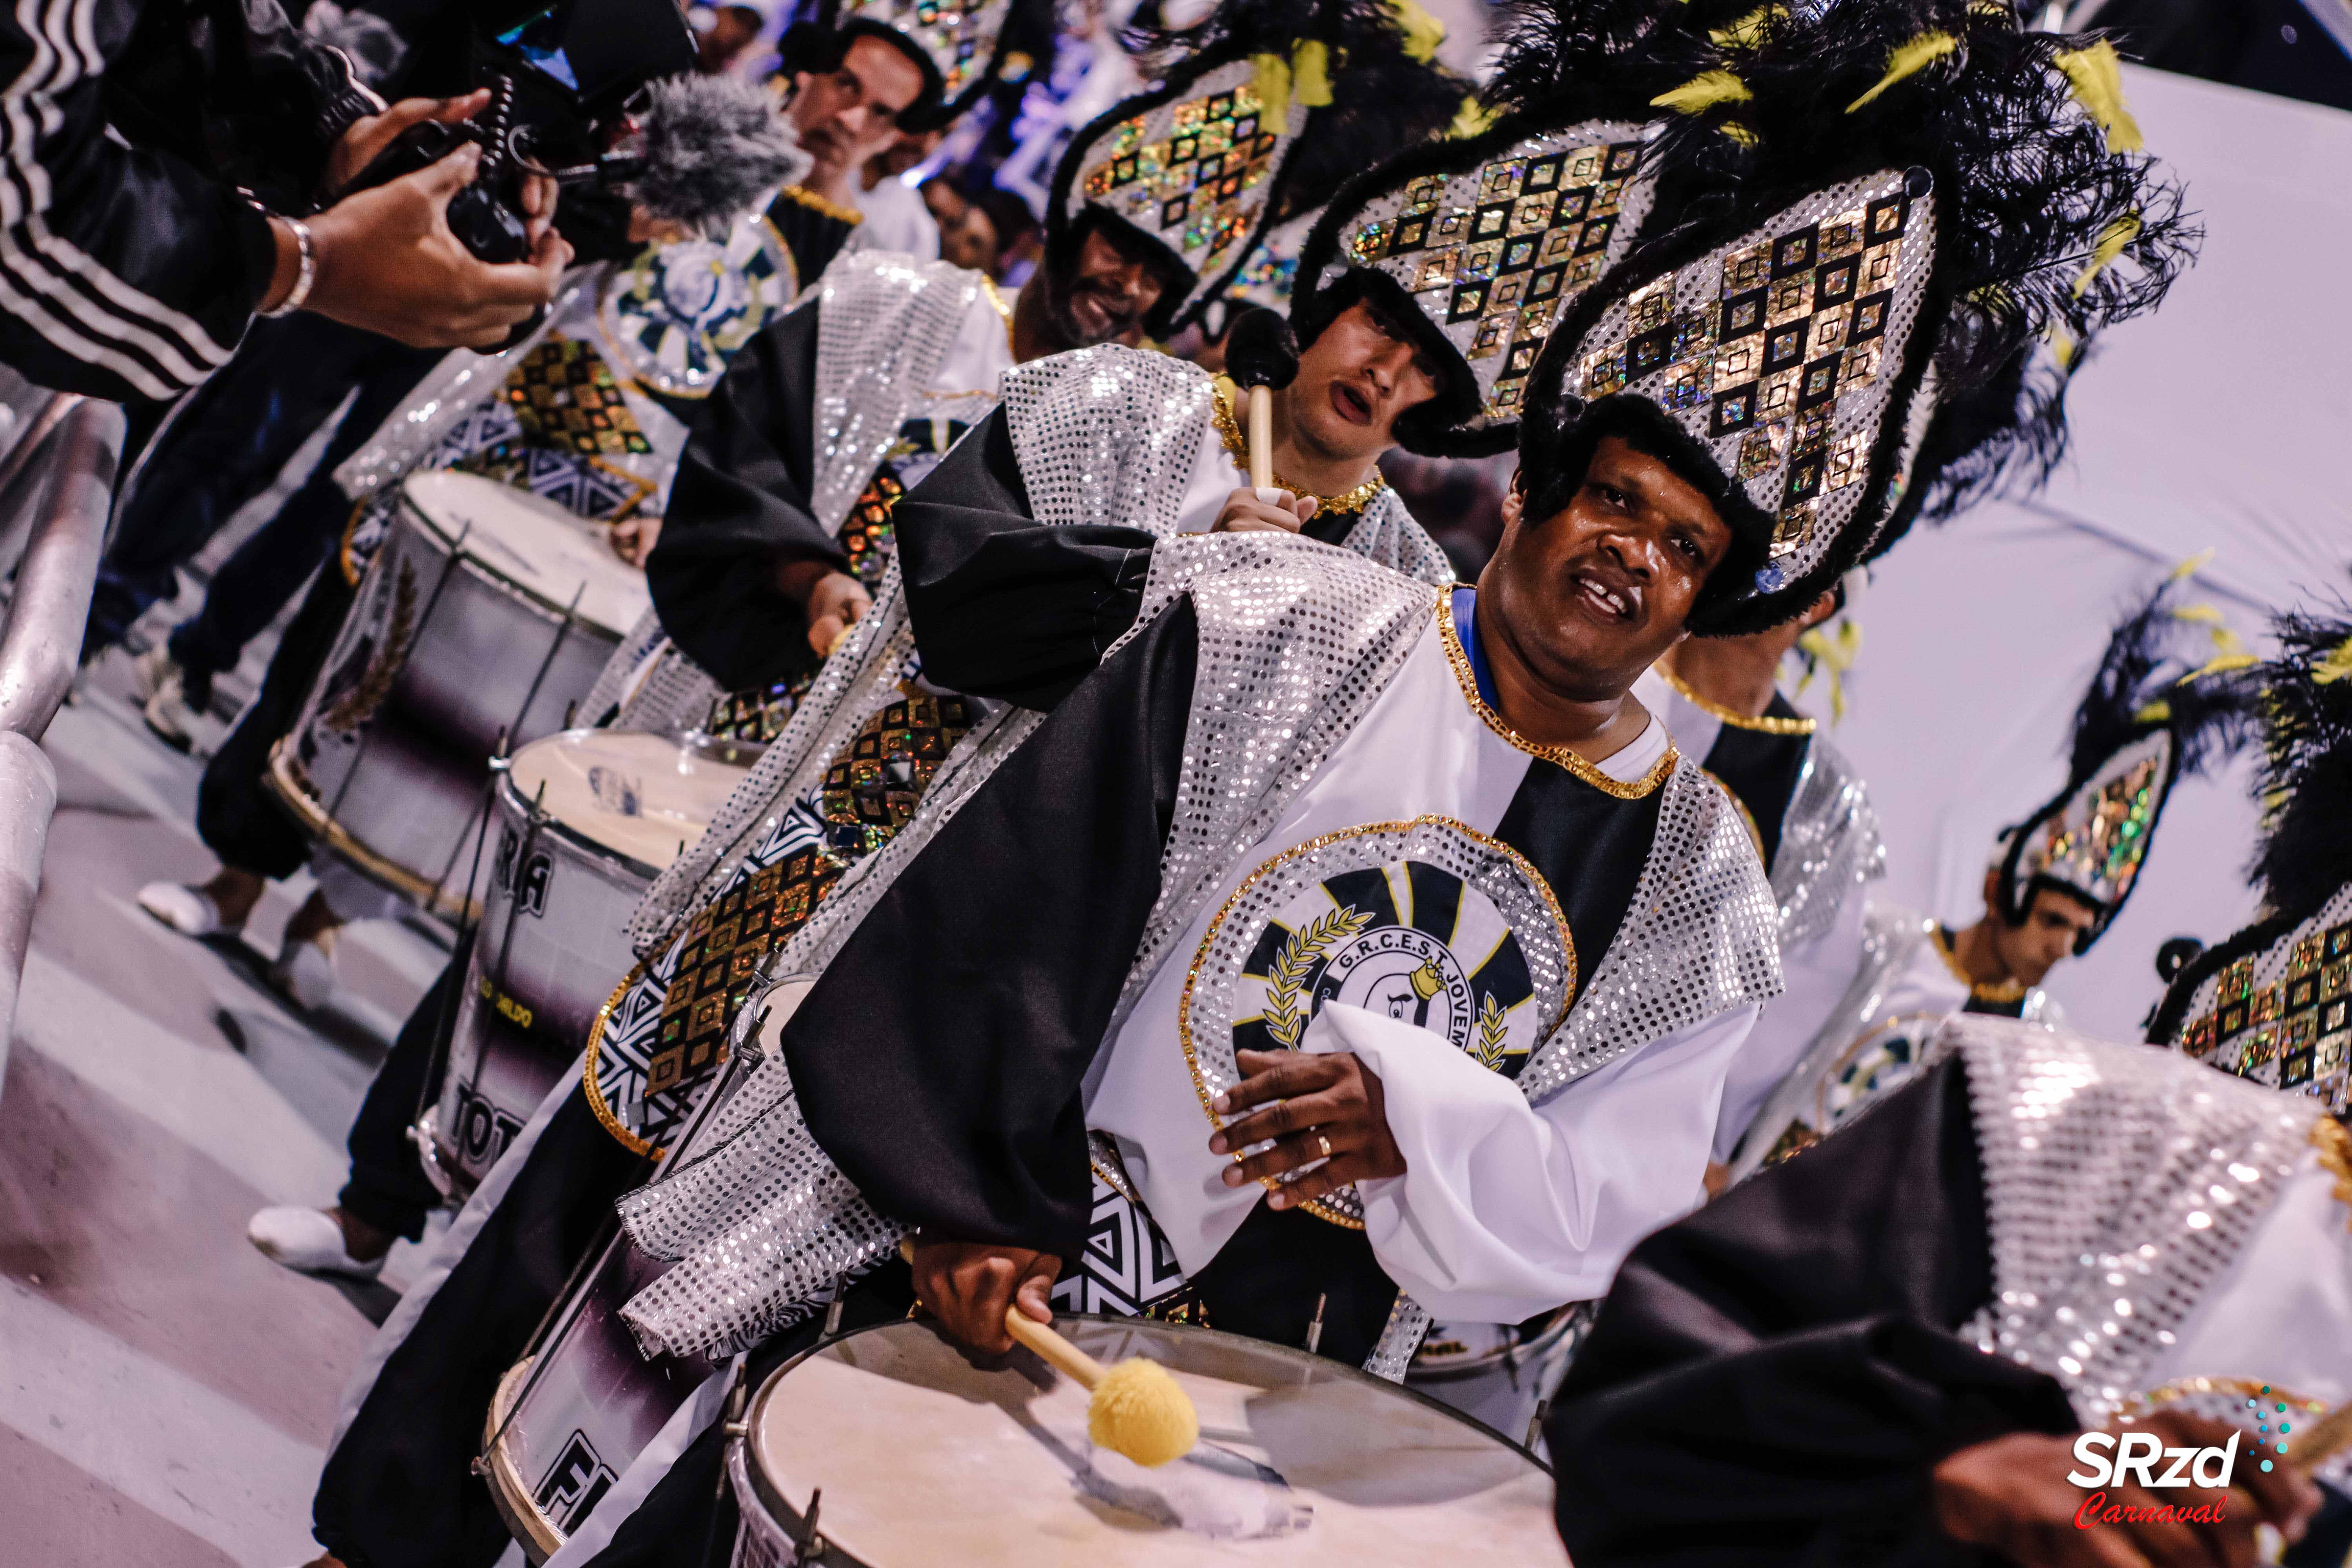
left=508, top=730, right=752, bottom=871
left=747, top=1318, right=1566, bottom=1567
left=401, top=470, right=651, bottom=635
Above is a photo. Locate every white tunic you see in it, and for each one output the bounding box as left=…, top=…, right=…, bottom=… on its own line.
left=1086, top=612, right=1756, bottom=1324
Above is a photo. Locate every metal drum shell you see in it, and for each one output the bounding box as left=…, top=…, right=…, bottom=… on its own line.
left=270, top=479, right=637, bottom=916
left=1404, top=1306, right=1588, bottom=1453
left=434, top=766, right=662, bottom=1188
left=483, top=1235, right=718, bottom=1563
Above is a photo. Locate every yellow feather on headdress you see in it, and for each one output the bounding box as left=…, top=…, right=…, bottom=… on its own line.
left=2165, top=547, right=2216, bottom=583
left=1846, top=31, right=1957, bottom=113
left=1449, top=94, right=1496, bottom=139
left=1291, top=40, right=1332, bottom=108
left=1386, top=0, right=1446, bottom=64
left=1651, top=69, right=1751, bottom=114
left=1252, top=52, right=1293, bottom=133
left=2054, top=40, right=2143, bottom=153
left=1708, top=4, right=1785, bottom=50
left=2072, top=211, right=2140, bottom=298
left=1796, top=619, right=1864, bottom=723
left=2314, top=636, right=2352, bottom=686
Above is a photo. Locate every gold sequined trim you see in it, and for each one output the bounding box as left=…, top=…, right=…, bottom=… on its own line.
left=1656, top=660, right=1817, bottom=734
left=1176, top=815, right=1577, bottom=1232
left=584, top=961, right=662, bottom=1159
left=2314, top=1116, right=2352, bottom=1222
left=1436, top=597, right=1677, bottom=799
left=979, top=273, right=1015, bottom=358
left=1929, top=923, right=2028, bottom=1006
left=775, top=184, right=864, bottom=227
left=2116, top=1376, right=2329, bottom=1423
left=1209, top=376, right=1387, bottom=518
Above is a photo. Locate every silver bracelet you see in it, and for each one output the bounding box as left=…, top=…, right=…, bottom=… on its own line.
left=258, top=216, right=315, bottom=319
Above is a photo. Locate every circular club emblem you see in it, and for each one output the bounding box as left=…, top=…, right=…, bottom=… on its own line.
left=1816, top=1013, right=1941, bottom=1130
left=598, top=214, right=797, bottom=399
left=1184, top=816, right=1575, bottom=1157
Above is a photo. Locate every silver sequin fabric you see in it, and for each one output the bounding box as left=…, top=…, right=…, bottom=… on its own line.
left=1946, top=1016, right=2323, bottom=1428
left=1772, top=733, right=1886, bottom=948
left=578, top=610, right=725, bottom=736
left=809, top=251, right=1001, bottom=536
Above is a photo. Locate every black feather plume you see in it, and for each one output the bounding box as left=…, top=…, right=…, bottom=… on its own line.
left=2248, top=593, right=2352, bottom=923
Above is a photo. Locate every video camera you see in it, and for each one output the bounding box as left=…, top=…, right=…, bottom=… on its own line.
left=338, top=0, right=733, bottom=264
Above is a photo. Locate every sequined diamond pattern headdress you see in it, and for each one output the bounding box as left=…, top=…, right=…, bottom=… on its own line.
left=1052, top=56, right=1305, bottom=338
left=1996, top=576, right=2251, bottom=953
left=1298, top=120, right=1658, bottom=454
left=826, top=0, right=1013, bottom=128
left=1505, top=0, right=2194, bottom=632
left=2149, top=586, right=2352, bottom=1112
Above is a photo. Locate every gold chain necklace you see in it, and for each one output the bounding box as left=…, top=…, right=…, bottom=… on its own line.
left=1209, top=378, right=1387, bottom=517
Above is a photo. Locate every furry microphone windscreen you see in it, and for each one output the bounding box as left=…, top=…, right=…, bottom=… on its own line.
left=630, top=74, right=810, bottom=233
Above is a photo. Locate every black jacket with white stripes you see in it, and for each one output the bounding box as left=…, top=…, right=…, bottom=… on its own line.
left=0, top=0, right=379, bottom=401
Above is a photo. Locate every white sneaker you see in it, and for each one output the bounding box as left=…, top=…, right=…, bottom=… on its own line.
left=268, top=936, right=336, bottom=1011
left=247, top=1207, right=384, bottom=1280
left=136, top=880, right=240, bottom=939
left=130, top=643, right=178, bottom=703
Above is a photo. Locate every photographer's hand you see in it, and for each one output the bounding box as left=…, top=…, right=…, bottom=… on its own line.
left=327, top=90, right=490, bottom=193
left=293, top=142, right=570, bottom=349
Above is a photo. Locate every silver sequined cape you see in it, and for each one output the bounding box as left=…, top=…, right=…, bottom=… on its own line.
left=1772, top=734, right=1885, bottom=948
left=1938, top=1015, right=2326, bottom=1430
left=611, top=536, right=1781, bottom=1367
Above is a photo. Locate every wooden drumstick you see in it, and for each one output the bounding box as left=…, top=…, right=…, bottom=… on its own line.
left=1247, top=383, right=1274, bottom=492
left=1223, top=307, right=1299, bottom=501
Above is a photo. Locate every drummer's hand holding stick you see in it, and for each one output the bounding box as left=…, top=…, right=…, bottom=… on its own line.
left=1210, top=1047, right=1405, bottom=1211
left=775, top=557, right=871, bottom=657
left=903, top=1236, right=1199, bottom=1467
left=1213, top=307, right=1316, bottom=537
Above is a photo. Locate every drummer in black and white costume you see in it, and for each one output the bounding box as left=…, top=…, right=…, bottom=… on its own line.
left=591, top=2, right=1468, bottom=1162
left=1622, top=582, right=1886, bottom=1187
left=1729, top=574, right=2244, bottom=1181
left=495, top=2, right=2206, bottom=1552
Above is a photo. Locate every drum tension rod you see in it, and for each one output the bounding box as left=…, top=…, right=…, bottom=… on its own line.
left=820, top=1272, right=847, bottom=1340
left=1526, top=1396, right=1552, bottom=1453
left=800, top=1488, right=826, bottom=1561
left=1303, top=1293, right=1325, bottom=1357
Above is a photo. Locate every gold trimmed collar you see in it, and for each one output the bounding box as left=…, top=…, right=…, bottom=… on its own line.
left=1930, top=924, right=2029, bottom=1006
left=1436, top=597, right=1676, bottom=800
left=1655, top=660, right=1817, bottom=734
left=775, top=185, right=864, bottom=227
left=978, top=274, right=1016, bottom=359
left=1209, top=376, right=1387, bottom=518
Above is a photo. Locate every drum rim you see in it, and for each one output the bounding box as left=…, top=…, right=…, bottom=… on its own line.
left=1405, top=1303, right=1586, bottom=1384
left=736, top=1313, right=1552, bottom=1564
left=482, top=1354, right=564, bottom=1564
left=266, top=737, right=480, bottom=923
left=395, top=478, right=645, bottom=639
left=494, top=759, right=674, bottom=886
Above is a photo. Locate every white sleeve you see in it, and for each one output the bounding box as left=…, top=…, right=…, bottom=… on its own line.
left=1711, top=887, right=1869, bottom=1163
left=1303, top=999, right=1757, bottom=1323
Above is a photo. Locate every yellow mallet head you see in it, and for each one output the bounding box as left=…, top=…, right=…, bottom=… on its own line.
left=1087, top=1358, right=1200, bottom=1468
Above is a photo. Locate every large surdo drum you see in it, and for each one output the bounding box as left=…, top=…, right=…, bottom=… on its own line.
left=419, top=728, right=751, bottom=1191
left=269, top=470, right=652, bottom=917
left=480, top=983, right=810, bottom=1561
left=727, top=1318, right=1569, bottom=1567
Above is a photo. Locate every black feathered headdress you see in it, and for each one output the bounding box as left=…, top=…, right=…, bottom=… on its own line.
left=1500, top=0, right=2196, bottom=633
left=1048, top=0, right=1454, bottom=339
left=1994, top=574, right=2253, bottom=955
left=2147, top=587, right=2352, bottom=1109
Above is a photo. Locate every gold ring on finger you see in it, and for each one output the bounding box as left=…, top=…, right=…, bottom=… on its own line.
left=1316, top=1132, right=1332, bottom=1160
